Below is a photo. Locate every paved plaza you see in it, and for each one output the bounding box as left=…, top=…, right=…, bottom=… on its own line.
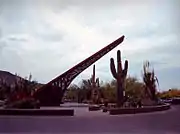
left=0, top=104, right=180, bottom=134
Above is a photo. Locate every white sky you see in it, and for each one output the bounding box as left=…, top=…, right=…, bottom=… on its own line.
left=0, top=0, right=180, bottom=90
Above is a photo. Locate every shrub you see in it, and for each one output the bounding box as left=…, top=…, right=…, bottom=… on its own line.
left=4, top=98, right=40, bottom=109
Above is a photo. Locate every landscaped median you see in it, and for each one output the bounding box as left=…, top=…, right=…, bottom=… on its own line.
left=0, top=108, right=74, bottom=116
left=109, top=103, right=171, bottom=115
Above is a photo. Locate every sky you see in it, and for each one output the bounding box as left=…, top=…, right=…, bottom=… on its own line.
left=0, top=0, right=180, bottom=90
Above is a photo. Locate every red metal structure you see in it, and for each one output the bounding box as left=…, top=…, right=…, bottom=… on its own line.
left=34, top=35, right=125, bottom=106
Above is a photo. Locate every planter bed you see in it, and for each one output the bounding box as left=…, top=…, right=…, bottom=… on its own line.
left=109, top=104, right=170, bottom=115
left=102, top=107, right=108, bottom=112
left=0, top=108, right=74, bottom=116
left=88, top=105, right=100, bottom=111
left=171, top=98, right=180, bottom=105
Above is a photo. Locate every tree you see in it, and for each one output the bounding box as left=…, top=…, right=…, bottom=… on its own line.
left=80, top=79, right=92, bottom=100
left=104, top=77, right=144, bottom=103
left=125, top=76, right=144, bottom=101
left=66, top=84, right=79, bottom=102
left=101, top=82, right=116, bottom=103
left=158, top=88, right=180, bottom=99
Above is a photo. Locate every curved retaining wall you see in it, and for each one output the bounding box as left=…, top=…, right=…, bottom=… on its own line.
left=0, top=108, right=74, bottom=116
left=109, top=104, right=171, bottom=115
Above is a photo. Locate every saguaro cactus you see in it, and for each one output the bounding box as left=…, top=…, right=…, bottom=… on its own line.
left=110, top=50, right=128, bottom=107
left=89, top=65, right=100, bottom=88
left=88, top=65, right=100, bottom=104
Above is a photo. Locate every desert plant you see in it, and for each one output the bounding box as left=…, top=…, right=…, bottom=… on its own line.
left=0, top=78, right=12, bottom=100
left=13, top=74, right=36, bottom=98
left=142, top=61, right=159, bottom=101
left=88, top=65, right=100, bottom=88
left=6, top=73, right=38, bottom=104
left=4, top=98, right=40, bottom=109
left=110, top=50, right=128, bottom=107
left=88, top=65, right=101, bottom=104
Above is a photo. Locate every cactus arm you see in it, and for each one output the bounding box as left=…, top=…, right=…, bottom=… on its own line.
left=92, top=65, right=96, bottom=87
left=93, top=65, right=95, bottom=80
left=110, top=58, right=117, bottom=79
left=117, top=50, right=122, bottom=73
left=90, top=76, right=93, bottom=83
left=122, top=60, right=128, bottom=77
left=155, top=76, right=159, bottom=87
left=96, top=78, right=100, bottom=87
left=88, top=79, right=92, bottom=88
left=124, top=60, right=128, bottom=70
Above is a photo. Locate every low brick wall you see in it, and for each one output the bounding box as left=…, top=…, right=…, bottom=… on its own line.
left=0, top=109, right=74, bottom=116
left=109, top=104, right=171, bottom=115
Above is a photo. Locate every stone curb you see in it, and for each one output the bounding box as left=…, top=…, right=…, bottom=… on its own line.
left=0, top=109, right=74, bottom=116
left=109, top=104, right=171, bottom=115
